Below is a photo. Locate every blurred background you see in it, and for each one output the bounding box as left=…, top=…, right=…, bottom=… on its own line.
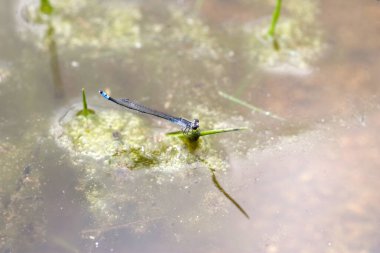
left=0, top=0, right=379, bottom=252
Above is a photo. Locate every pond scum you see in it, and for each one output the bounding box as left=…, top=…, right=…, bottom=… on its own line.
left=33, top=0, right=319, bottom=243
left=2, top=0, right=328, bottom=250
left=50, top=89, right=249, bottom=238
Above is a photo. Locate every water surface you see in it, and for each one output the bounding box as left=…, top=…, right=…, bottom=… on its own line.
left=0, top=0, right=379, bottom=252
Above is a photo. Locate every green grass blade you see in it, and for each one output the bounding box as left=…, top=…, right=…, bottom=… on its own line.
left=76, top=88, right=95, bottom=117
left=268, top=0, right=282, bottom=38
left=218, top=91, right=285, bottom=121
left=166, top=130, right=199, bottom=138
left=166, top=127, right=247, bottom=140
left=82, top=88, right=88, bottom=112
left=198, top=127, right=248, bottom=136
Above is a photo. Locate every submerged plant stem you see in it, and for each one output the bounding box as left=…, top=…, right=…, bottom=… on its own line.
left=218, top=91, right=284, bottom=121
left=210, top=168, right=249, bottom=219
left=268, top=0, right=282, bottom=38
left=45, top=24, right=64, bottom=98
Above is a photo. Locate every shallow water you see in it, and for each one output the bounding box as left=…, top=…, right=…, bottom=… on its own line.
left=1, top=0, right=380, bottom=252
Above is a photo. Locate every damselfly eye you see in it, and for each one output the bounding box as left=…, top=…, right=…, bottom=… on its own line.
left=192, top=119, right=200, bottom=130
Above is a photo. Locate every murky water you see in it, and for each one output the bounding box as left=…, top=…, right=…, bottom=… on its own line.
left=1, top=0, right=379, bottom=252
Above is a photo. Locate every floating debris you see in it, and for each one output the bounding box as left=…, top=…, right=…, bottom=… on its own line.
left=218, top=91, right=285, bottom=121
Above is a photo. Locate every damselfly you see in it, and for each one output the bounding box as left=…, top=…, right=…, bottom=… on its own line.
left=99, top=90, right=199, bottom=134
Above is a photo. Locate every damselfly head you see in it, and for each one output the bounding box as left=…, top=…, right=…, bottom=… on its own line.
left=192, top=119, right=200, bottom=130
left=99, top=90, right=110, bottom=100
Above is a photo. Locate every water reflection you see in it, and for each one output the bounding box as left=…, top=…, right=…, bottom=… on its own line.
left=45, top=24, right=64, bottom=98
left=210, top=168, right=249, bottom=219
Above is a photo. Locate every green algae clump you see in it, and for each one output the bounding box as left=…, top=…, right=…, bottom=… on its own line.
left=51, top=96, right=251, bottom=237
left=52, top=104, right=223, bottom=172
left=56, top=109, right=147, bottom=161
left=52, top=104, right=233, bottom=236
left=23, top=1, right=142, bottom=52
